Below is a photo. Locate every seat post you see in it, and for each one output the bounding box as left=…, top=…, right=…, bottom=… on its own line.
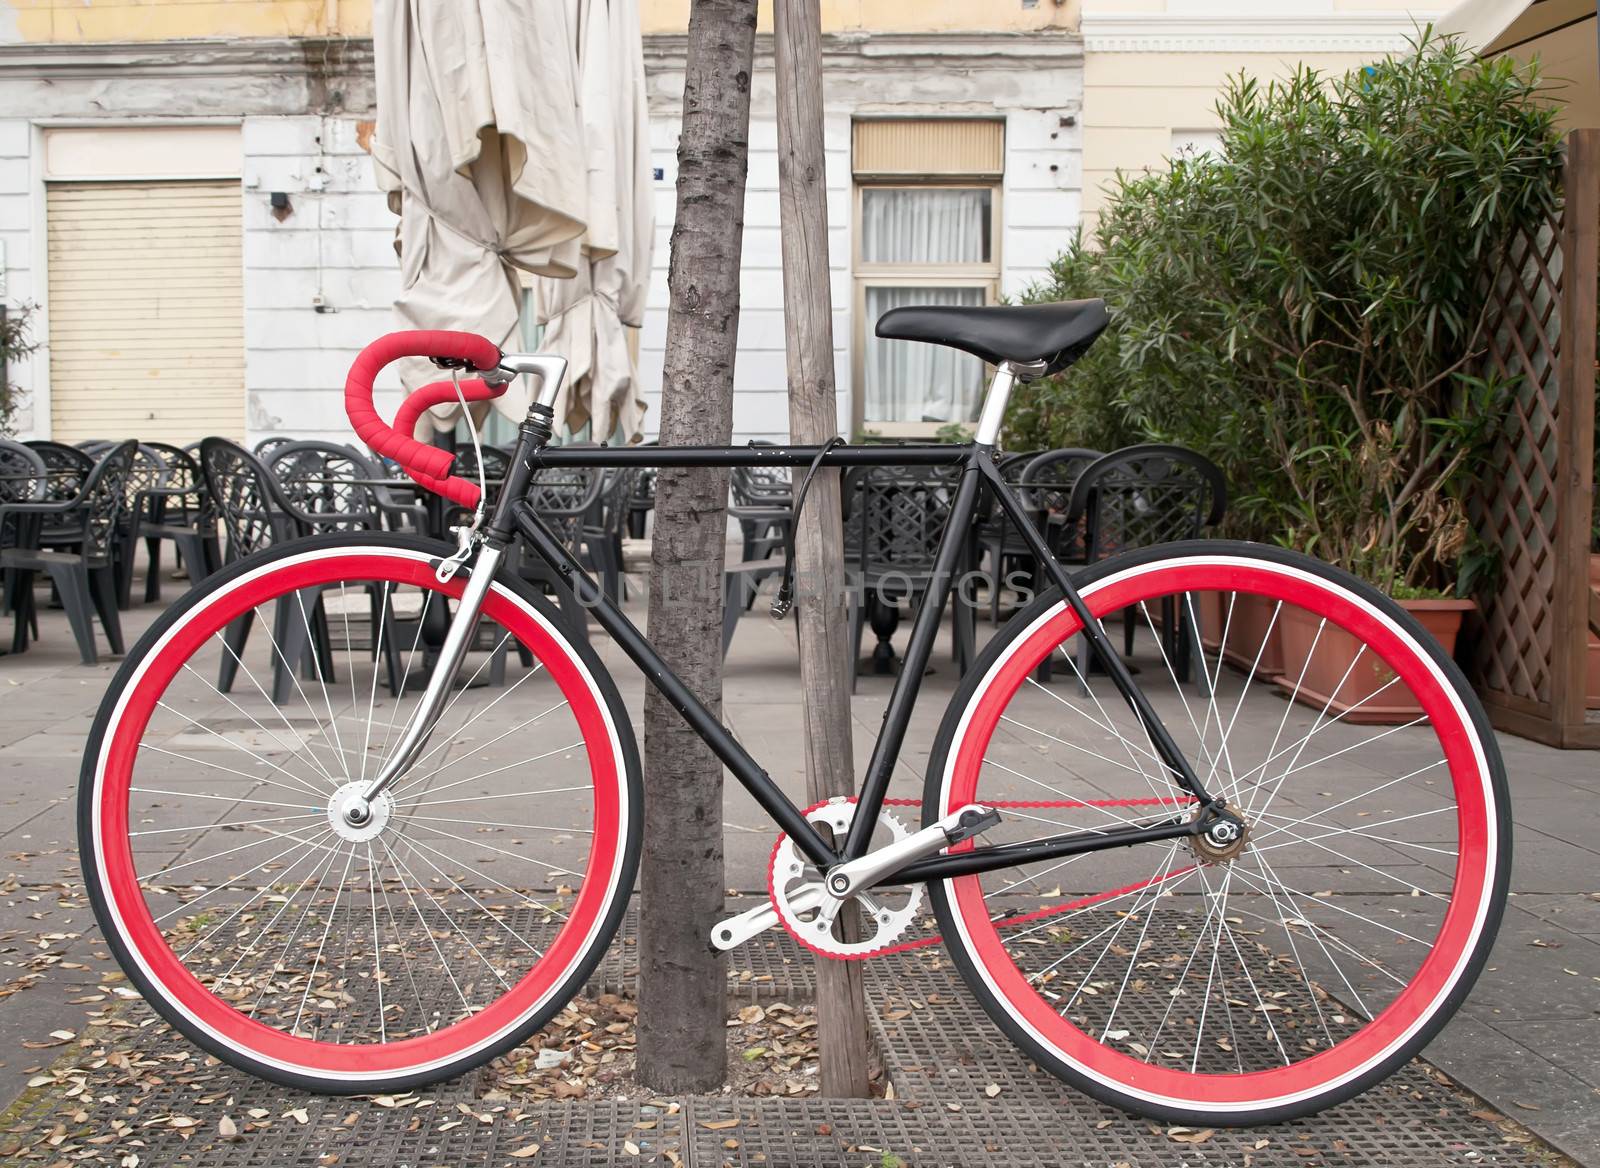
left=973, top=359, right=1046, bottom=447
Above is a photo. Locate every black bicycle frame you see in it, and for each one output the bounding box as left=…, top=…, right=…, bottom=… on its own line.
left=481, top=427, right=1225, bottom=885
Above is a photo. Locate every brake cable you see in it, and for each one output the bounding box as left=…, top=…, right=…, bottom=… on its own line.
left=434, top=366, right=490, bottom=584
left=770, top=437, right=844, bottom=619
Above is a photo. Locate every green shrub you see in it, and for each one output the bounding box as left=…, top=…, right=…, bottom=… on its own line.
left=0, top=303, right=36, bottom=438
left=1009, top=33, right=1563, bottom=593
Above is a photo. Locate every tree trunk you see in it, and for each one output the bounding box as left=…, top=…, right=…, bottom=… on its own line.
left=774, top=0, right=873, bottom=1099
left=635, top=0, right=758, bottom=1094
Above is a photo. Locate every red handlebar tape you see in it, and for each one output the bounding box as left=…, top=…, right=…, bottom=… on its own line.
left=343, top=331, right=503, bottom=508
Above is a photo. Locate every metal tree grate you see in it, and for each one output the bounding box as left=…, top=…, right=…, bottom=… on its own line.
left=588, top=902, right=817, bottom=1001
left=862, top=948, right=1540, bottom=1166
left=0, top=903, right=1561, bottom=1168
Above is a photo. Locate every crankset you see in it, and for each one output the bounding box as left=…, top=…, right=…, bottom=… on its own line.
left=710, top=798, right=999, bottom=959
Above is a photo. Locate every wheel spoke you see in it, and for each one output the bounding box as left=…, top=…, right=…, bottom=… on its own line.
left=180, top=658, right=341, bottom=792
left=931, top=553, right=1497, bottom=1112
left=96, top=551, right=626, bottom=1076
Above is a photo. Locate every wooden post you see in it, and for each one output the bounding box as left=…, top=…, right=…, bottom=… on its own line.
left=635, top=0, right=758, bottom=1093
left=774, top=0, right=873, bottom=1097
left=1552, top=128, right=1599, bottom=741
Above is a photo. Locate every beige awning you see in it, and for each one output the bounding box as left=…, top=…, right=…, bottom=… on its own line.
left=533, top=0, right=655, bottom=443
left=372, top=0, right=590, bottom=430
left=1440, top=0, right=1600, bottom=126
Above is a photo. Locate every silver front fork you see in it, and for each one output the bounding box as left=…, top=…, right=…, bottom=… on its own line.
left=343, top=352, right=567, bottom=827
left=351, top=541, right=504, bottom=814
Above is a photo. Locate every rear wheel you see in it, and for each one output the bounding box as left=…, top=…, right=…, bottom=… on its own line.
left=926, top=541, right=1508, bottom=1124
left=80, top=535, right=640, bottom=1092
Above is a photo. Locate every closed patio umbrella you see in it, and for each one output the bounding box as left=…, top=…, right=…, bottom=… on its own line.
left=372, top=0, right=590, bottom=432
left=1440, top=0, right=1600, bottom=126
left=534, top=0, right=655, bottom=443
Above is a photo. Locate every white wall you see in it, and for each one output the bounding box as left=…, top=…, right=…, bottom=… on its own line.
left=1, top=31, right=1085, bottom=448
left=638, top=32, right=1085, bottom=443
left=0, top=118, right=38, bottom=436
left=636, top=111, right=855, bottom=444
left=242, top=115, right=403, bottom=445
left=0, top=113, right=404, bottom=446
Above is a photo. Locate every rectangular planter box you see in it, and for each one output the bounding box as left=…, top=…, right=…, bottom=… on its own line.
left=1195, top=590, right=1286, bottom=680
left=1275, top=598, right=1474, bottom=724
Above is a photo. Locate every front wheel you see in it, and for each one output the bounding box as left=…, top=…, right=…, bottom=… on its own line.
left=79, top=534, right=641, bottom=1092
left=926, top=541, right=1509, bottom=1125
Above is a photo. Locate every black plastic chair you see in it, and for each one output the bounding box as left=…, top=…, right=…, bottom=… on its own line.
left=0, top=440, right=45, bottom=522
left=585, top=466, right=646, bottom=603
left=267, top=440, right=429, bottom=535
left=1055, top=444, right=1227, bottom=687
left=729, top=460, right=793, bottom=563
left=972, top=449, right=1046, bottom=621
left=0, top=441, right=47, bottom=647
left=140, top=442, right=221, bottom=600
left=1, top=441, right=136, bottom=663
left=267, top=441, right=386, bottom=534
left=266, top=439, right=460, bottom=688
left=842, top=464, right=974, bottom=689
left=111, top=444, right=173, bottom=609
left=24, top=440, right=94, bottom=503
left=202, top=438, right=341, bottom=701
left=1066, top=444, right=1227, bottom=560
left=1011, top=447, right=1105, bottom=607
left=453, top=443, right=512, bottom=483
left=627, top=465, right=656, bottom=538
left=253, top=436, right=295, bottom=460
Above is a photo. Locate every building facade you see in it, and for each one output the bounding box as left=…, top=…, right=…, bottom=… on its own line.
left=0, top=0, right=1432, bottom=447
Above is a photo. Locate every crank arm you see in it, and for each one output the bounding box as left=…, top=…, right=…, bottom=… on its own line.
left=710, top=885, right=894, bottom=951
left=711, top=885, right=824, bottom=951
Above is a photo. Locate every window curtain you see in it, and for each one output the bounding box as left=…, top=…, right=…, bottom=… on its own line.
left=861, top=188, right=989, bottom=264
left=864, top=286, right=985, bottom=425
left=861, top=188, right=990, bottom=426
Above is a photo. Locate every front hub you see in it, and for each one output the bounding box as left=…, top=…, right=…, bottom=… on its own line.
left=328, top=781, right=395, bottom=843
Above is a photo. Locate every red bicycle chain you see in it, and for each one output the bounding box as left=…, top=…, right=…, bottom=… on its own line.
left=764, top=795, right=1197, bottom=962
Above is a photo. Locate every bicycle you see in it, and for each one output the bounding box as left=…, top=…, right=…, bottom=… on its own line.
left=78, top=300, right=1509, bottom=1125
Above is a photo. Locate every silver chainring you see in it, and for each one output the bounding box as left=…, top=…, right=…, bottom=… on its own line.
left=770, top=797, right=925, bottom=959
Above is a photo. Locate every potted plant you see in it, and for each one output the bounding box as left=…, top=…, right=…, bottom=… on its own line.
left=1009, top=35, right=1562, bottom=722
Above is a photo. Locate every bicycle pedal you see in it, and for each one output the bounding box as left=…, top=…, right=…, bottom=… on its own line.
left=943, top=804, right=1002, bottom=846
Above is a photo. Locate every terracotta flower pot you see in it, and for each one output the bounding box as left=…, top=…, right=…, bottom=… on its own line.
left=1276, top=597, right=1475, bottom=724
left=1194, top=590, right=1286, bottom=680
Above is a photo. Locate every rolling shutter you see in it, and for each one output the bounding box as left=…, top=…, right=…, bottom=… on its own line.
left=852, top=119, right=1004, bottom=179
left=46, top=180, right=244, bottom=444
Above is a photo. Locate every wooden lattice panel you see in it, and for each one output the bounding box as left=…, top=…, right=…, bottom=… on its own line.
left=1469, top=212, right=1565, bottom=710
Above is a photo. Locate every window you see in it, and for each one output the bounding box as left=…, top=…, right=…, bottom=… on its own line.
left=1170, top=128, right=1223, bottom=160
left=853, top=121, right=1002, bottom=438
